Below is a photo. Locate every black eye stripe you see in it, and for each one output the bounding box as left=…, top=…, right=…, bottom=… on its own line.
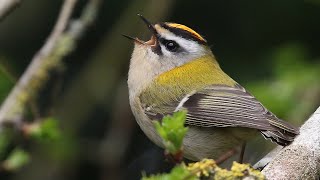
left=159, top=38, right=180, bottom=52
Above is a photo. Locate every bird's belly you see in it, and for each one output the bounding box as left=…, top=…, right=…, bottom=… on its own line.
left=130, top=97, right=257, bottom=161
left=183, top=126, right=256, bottom=161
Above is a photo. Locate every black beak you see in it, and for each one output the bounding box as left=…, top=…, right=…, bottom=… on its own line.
left=137, top=14, right=158, bottom=36
left=122, top=34, right=136, bottom=41
left=136, top=14, right=161, bottom=54
left=122, top=14, right=159, bottom=47
left=122, top=34, right=145, bottom=44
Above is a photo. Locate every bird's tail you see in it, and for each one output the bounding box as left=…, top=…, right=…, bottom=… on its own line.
left=260, top=124, right=299, bottom=146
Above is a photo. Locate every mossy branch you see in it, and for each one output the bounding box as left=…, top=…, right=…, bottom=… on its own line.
left=0, top=0, right=101, bottom=127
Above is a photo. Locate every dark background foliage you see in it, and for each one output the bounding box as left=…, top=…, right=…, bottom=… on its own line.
left=0, top=0, right=319, bottom=179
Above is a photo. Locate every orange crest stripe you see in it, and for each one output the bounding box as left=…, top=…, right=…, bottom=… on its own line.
left=166, top=23, right=206, bottom=42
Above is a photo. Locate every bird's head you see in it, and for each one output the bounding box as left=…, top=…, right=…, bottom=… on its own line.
left=125, top=14, right=213, bottom=75
left=126, top=15, right=218, bottom=97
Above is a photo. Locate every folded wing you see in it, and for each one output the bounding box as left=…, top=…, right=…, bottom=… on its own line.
left=144, top=84, right=299, bottom=146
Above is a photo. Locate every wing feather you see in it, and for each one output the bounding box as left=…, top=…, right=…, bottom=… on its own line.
left=143, top=84, right=299, bottom=145
left=180, top=85, right=298, bottom=134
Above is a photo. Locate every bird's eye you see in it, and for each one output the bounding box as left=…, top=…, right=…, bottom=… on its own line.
left=165, top=40, right=179, bottom=52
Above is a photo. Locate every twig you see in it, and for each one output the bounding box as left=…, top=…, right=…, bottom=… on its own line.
left=0, top=0, right=22, bottom=21
left=262, top=106, right=320, bottom=179
left=36, top=0, right=77, bottom=59
left=0, top=0, right=77, bottom=126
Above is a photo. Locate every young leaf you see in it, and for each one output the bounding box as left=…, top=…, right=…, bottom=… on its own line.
left=154, top=111, right=188, bottom=155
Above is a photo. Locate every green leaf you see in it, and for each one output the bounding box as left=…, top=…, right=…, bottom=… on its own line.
left=3, top=148, right=30, bottom=171
left=154, top=111, right=188, bottom=154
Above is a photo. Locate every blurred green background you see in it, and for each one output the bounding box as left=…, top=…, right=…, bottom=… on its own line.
left=0, top=0, right=319, bottom=179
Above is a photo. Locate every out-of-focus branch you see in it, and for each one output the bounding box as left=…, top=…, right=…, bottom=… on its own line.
left=0, top=0, right=80, bottom=126
left=36, top=0, right=77, bottom=59
left=0, top=0, right=22, bottom=21
left=0, top=0, right=101, bottom=176
left=262, top=106, right=320, bottom=179
left=0, top=0, right=100, bottom=129
left=0, top=0, right=102, bottom=126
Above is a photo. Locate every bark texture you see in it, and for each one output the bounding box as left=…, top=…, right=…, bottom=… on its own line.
left=262, top=106, right=320, bottom=179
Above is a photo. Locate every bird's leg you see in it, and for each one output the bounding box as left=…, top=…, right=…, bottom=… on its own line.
left=215, top=148, right=237, bottom=164
left=239, top=142, right=246, bottom=163
left=215, top=142, right=247, bottom=165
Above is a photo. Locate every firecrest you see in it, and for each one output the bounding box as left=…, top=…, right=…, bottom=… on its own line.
left=125, top=14, right=298, bottom=161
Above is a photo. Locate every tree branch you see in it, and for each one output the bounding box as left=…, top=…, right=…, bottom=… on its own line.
left=0, top=0, right=78, bottom=126
left=36, top=0, right=77, bottom=58
left=0, top=0, right=22, bottom=21
left=262, top=106, right=320, bottom=179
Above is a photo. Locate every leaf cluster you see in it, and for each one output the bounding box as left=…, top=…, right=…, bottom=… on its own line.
left=154, top=111, right=188, bottom=154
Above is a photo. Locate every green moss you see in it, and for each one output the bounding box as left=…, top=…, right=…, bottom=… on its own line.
left=214, top=162, right=265, bottom=180
left=142, top=164, right=197, bottom=180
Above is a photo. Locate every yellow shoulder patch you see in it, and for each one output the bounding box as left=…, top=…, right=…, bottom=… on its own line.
left=166, top=23, right=206, bottom=42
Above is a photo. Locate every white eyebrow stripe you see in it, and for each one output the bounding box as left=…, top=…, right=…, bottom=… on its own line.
left=160, top=32, right=206, bottom=56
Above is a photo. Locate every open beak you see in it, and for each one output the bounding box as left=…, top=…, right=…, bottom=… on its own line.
left=123, top=14, right=159, bottom=46
left=121, top=34, right=145, bottom=44
left=137, top=14, right=158, bottom=36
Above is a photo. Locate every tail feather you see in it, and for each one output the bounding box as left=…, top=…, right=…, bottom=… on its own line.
left=267, top=115, right=298, bottom=135
left=260, top=114, right=299, bottom=146
left=260, top=129, right=297, bottom=146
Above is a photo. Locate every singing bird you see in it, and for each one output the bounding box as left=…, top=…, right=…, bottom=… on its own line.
left=125, top=15, right=299, bottom=161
